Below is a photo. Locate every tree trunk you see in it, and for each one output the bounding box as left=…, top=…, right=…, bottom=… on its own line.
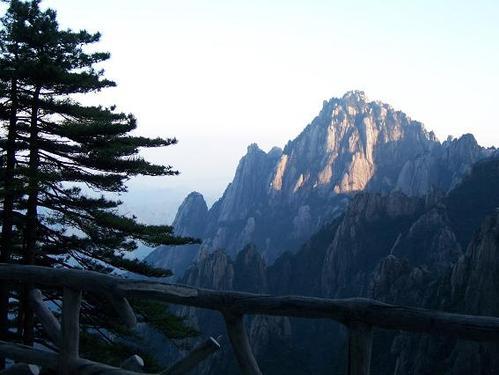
left=22, top=84, right=42, bottom=346
left=0, top=77, right=18, bottom=368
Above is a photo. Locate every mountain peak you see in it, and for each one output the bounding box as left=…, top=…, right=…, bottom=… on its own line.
left=247, top=143, right=263, bottom=154
left=268, top=146, right=283, bottom=158
left=151, top=92, right=489, bottom=268
left=458, top=133, right=478, bottom=144
left=172, top=191, right=208, bottom=238
left=185, top=191, right=205, bottom=201
left=342, top=90, right=368, bottom=103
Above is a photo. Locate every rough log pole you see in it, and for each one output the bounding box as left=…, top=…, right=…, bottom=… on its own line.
left=0, top=363, right=39, bottom=375
left=0, top=341, right=58, bottom=370
left=29, top=289, right=61, bottom=346
left=60, top=288, right=81, bottom=375
left=5, top=265, right=499, bottom=374
left=4, top=265, right=499, bottom=342
left=0, top=341, right=141, bottom=375
left=346, top=322, right=372, bottom=375
left=161, top=337, right=221, bottom=375
left=223, top=313, right=262, bottom=375
left=74, top=358, right=141, bottom=375
left=120, top=354, right=144, bottom=372
left=108, top=295, right=137, bottom=329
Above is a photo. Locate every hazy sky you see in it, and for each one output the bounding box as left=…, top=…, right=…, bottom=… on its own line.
left=22, top=0, right=499, bottom=221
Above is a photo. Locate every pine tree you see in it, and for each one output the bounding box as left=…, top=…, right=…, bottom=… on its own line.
left=0, top=0, right=31, bottom=360
left=0, top=0, right=198, bottom=366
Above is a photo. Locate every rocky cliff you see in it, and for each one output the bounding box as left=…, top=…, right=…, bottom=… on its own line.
left=386, top=159, right=499, bottom=375
left=145, top=192, right=208, bottom=278
left=148, top=91, right=491, bottom=275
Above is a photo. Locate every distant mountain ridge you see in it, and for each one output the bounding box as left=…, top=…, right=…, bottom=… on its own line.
left=146, top=91, right=493, bottom=276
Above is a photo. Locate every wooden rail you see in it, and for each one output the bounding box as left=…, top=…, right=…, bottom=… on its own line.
left=1, top=264, right=499, bottom=374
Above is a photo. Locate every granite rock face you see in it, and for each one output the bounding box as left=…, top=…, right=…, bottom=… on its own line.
left=144, top=192, right=208, bottom=278
left=368, top=159, right=499, bottom=375
left=149, top=91, right=491, bottom=275
left=391, top=213, right=499, bottom=375
left=320, top=192, right=426, bottom=298
left=171, top=192, right=209, bottom=238
left=395, top=133, right=484, bottom=196
left=272, top=91, right=434, bottom=197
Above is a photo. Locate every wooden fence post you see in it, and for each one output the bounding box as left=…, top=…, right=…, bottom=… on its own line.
left=161, top=336, right=221, bottom=375
left=108, top=296, right=137, bottom=329
left=120, top=354, right=144, bottom=372
left=0, top=363, right=39, bottom=374
left=60, top=288, right=81, bottom=375
left=29, top=289, right=61, bottom=346
left=346, top=322, right=372, bottom=375
left=223, top=313, right=262, bottom=375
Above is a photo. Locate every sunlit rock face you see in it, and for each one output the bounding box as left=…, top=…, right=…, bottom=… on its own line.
left=395, top=133, right=484, bottom=196
left=270, top=90, right=433, bottom=198
left=148, top=91, right=491, bottom=271
left=217, top=144, right=281, bottom=222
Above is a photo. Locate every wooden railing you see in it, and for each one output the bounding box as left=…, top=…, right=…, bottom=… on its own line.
left=1, top=264, right=499, bottom=374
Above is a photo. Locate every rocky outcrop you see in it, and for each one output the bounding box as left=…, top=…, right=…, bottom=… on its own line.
left=273, top=91, right=435, bottom=198
left=198, top=144, right=286, bottom=260
left=180, top=244, right=267, bottom=295
left=321, top=192, right=424, bottom=298
left=233, top=245, right=267, bottom=293
left=395, top=133, right=484, bottom=196
left=176, top=246, right=269, bottom=374
left=390, top=207, right=462, bottom=269
left=368, top=159, right=499, bottom=374
left=144, top=192, right=208, bottom=278
left=216, top=144, right=281, bottom=222
left=450, top=214, right=499, bottom=315
left=171, top=192, right=209, bottom=238
left=392, top=213, right=499, bottom=375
